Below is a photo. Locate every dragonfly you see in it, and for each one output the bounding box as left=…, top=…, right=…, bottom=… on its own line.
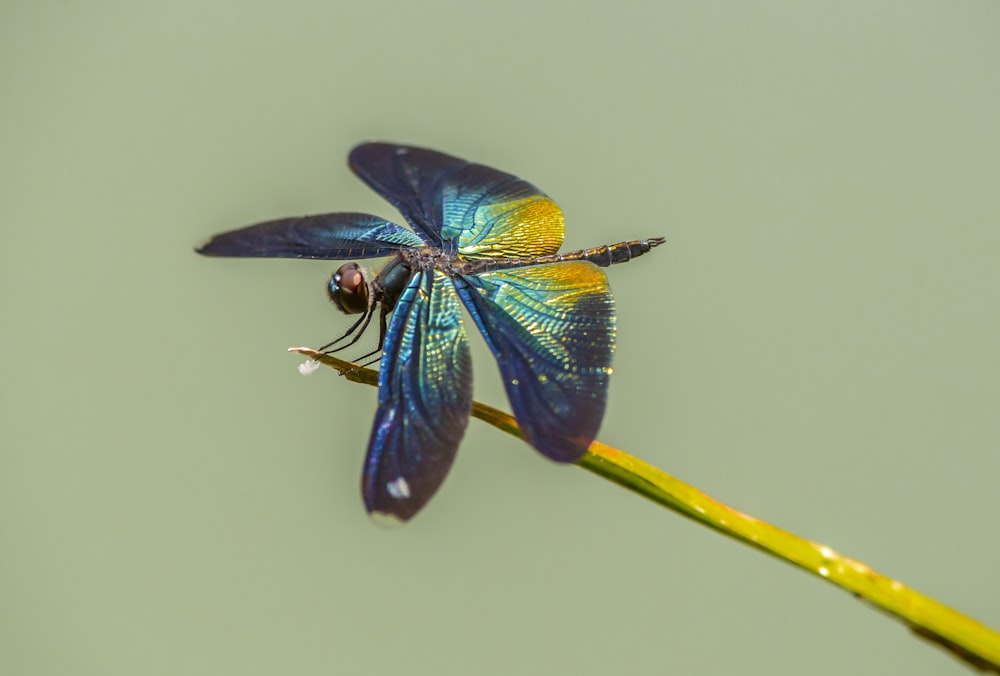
left=197, top=143, right=664, bottom=523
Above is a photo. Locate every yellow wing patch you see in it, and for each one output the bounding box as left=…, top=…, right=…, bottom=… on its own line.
left=458, top=196, right=565, bottom=259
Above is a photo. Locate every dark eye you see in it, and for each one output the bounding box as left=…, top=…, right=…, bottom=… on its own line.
left=328, top=263, right=369, bottom=314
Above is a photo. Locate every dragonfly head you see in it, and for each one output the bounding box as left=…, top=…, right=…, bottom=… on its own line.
left=328, top=262, right=370, bottom=314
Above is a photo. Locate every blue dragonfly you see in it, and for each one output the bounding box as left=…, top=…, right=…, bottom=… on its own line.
left=197, top=143, right=663, bottom=522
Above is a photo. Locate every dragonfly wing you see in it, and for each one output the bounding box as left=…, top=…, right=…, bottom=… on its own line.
left=349, top=143, right=564, bottom=257
left=349, top=144, right=463, bottom=245
left=457, top=261, right=615, bottom=463
left=196, top=213, right=424, bottom=259
left=362, top=270, right=473, bottom=522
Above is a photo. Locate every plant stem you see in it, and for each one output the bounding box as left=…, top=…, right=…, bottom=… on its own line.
left=290, top=347, right=1000, bottom=672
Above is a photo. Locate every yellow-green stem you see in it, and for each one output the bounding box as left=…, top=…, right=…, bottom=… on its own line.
left=290, top=347, right=1000, bottom=672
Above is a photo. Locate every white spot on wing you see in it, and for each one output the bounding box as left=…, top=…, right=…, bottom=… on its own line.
left=387, top=477, right=411, bottom=499
left=369, top=511, right=405, bottom=529
left=298, top=358, right=321, bottom=375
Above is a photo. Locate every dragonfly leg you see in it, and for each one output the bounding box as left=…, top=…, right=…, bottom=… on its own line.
left=318, top=303, right=377, bottom=354
left=346, top=305, right=389, bottom=364
left=338, top=309, right=389, bottom=376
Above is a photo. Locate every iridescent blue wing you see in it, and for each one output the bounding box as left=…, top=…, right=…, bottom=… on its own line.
left=362, top=270, right=473, bottom=522
left=457, top=261, right=615, bottom=463
left=196, top=213, right=424, bottom=259
left=349, top=143, right=565, bottom=257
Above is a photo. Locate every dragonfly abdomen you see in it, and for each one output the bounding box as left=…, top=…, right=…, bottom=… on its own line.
left=561, top=237, right=666, bottom=267
left=463, top=237, right=665, bottom=273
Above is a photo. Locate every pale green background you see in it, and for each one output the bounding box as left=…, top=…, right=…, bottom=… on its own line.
left=2, top=2, right=998, bottom=674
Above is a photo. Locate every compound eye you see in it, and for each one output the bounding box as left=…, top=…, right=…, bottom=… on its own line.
left=328, top=263, right=369, bottom=314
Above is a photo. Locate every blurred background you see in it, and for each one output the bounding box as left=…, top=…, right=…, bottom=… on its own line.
left=2, top=2, right=998, bottom=674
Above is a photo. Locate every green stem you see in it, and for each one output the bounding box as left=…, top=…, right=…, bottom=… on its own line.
left=290, top=347, right=1000, bottom=672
